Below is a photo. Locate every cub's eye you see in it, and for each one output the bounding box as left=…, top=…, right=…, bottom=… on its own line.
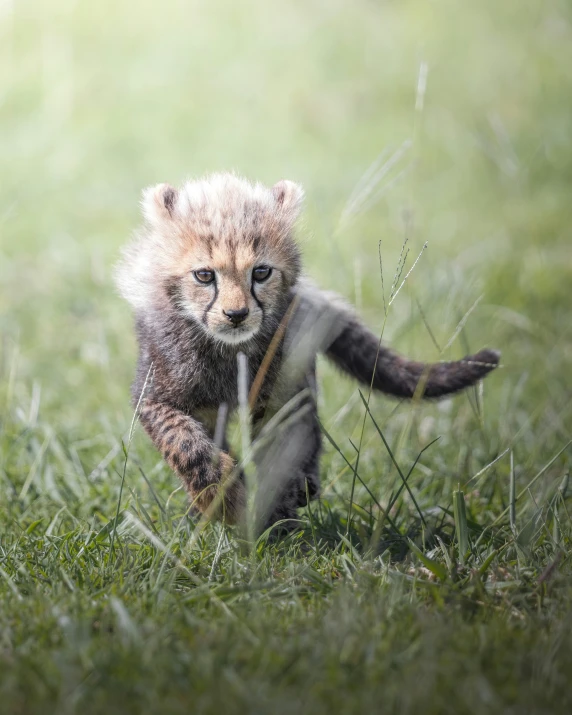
left=194, top=269, right=215, bottom=284
left=252, top=266, right=272, bottom=283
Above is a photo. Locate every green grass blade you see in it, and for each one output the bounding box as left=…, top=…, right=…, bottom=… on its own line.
left=453, top=488, right=469, bottom=565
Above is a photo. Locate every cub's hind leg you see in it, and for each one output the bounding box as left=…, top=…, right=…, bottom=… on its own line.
left=290, top=407, right=322, bottom=508
left=253, top=399, right=322, bottom=534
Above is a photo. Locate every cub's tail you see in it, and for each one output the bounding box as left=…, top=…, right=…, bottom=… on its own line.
left=325, top=318, right=500, bottom=399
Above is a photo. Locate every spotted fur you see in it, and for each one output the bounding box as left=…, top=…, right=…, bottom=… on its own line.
left=116, top=173, right=500, bottom=533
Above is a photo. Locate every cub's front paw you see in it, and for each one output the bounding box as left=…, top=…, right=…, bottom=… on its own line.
left=189, top=452, right=245, bottom=525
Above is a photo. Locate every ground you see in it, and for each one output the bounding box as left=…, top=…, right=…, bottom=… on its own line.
left=1, top=1, right=572, bottom=713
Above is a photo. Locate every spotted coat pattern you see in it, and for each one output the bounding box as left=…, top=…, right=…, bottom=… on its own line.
left=116, top=173, right=500, bottom=534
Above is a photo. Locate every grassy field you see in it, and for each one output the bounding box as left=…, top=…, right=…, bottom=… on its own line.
left=1, top=0, right=572, bottom=712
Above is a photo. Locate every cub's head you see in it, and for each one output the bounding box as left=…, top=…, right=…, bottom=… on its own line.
left=116, top=173, right=303, bottom=345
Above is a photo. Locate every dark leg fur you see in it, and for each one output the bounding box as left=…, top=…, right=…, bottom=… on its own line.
left=326, top=318, right=500, bottom=399
left=139, top=399, right=245, bottom=523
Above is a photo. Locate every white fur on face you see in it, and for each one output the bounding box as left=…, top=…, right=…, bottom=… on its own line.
left=177, top=295, right=262, bottom=346
left=214, top=327, right=259, bottom=345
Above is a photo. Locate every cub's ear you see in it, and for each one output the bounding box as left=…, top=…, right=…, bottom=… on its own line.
left=141, top=183, right=179, bottom=225
left=272, top=180, right=304, bottom=219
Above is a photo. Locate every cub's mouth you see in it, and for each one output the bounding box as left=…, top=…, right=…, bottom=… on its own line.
left=215, top=324, right=259, bottom=345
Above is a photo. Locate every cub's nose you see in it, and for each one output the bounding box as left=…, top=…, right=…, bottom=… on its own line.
left=223, top=307, right=249, bottom=326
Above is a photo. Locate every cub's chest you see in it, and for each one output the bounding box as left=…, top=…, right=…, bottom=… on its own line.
left=178, top=348, right=279, bottom=413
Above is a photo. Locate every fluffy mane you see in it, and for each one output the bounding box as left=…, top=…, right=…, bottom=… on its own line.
left=115, top=172, right=304, bottom=312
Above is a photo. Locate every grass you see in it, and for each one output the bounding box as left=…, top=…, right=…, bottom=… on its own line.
left=1, top=0, right=572, bottom=712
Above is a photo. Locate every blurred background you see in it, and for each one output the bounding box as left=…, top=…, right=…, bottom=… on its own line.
left=0, top=0, right=571, bottom=507
left=2, top=4, right=572, bottom=709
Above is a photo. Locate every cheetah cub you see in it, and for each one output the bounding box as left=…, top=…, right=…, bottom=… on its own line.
left=116, top=173, right=499, bottom=533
